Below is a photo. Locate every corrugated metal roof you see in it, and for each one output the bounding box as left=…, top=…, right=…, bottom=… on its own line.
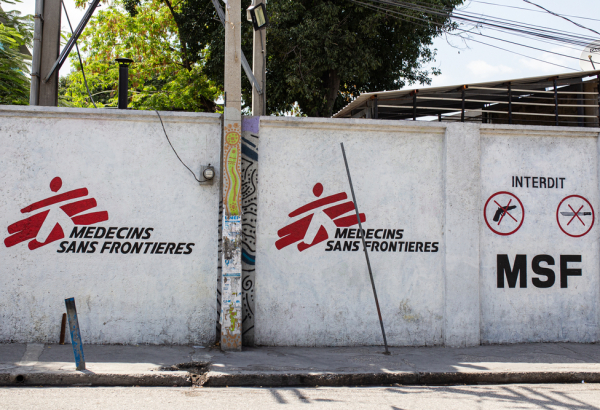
left=333, top=70, right=600, bottom=118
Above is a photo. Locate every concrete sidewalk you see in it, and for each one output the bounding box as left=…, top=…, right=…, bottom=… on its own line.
left=1, top=343, right=599, bottom=387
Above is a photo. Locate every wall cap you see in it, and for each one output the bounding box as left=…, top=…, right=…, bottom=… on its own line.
left=259, top=116, right=448, bottom=134
left=0, top=105, right=222, bottom=125
left=480, top=123, right=600, bottom=138
left=259, top=116, right=600, bottom=137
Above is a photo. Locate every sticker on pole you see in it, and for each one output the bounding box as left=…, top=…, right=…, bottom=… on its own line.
left=556, top=195, right=595, bottom=237
left=484, top=191, right=524, bottom=236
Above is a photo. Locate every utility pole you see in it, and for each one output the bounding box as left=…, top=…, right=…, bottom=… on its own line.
left=220, top=0, right=243, bottom=351
left=29, top=0, right=44, bottom=105
left=251, top=0, right=266, bottom=116
left=36, top=0, right=61, bottom=106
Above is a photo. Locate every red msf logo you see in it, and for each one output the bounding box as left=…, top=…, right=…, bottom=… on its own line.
left=4, top=177, right=109, bottom=250
left=276, top=183, right=366, bottom=252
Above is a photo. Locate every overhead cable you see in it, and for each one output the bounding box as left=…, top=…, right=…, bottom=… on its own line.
left=469, top=0, right=600, bottom=23
left=522, top=0, right=600, bottom=37
left=348, top=0, right=578, bottom=72
left=350, top=0, right=590, bottom=65
left=372, top=0, right=598, bottom=47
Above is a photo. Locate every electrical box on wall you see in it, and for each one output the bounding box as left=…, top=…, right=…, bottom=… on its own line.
left=199, top=164, right=216, bottom=186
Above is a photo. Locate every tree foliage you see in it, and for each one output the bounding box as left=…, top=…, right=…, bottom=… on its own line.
left=0, top=0, right=32, bottom=105
left=60, top=0, right=220, bottom=111
left=203, top=0, right=463, bottom=116
left=63, top=0, right=463, bottom=116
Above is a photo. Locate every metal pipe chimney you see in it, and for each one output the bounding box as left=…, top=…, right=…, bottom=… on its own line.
left=115, top=58, right=133, bottom=109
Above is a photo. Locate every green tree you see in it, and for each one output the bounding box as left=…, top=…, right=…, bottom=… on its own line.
left=0, top=0, right=32, bottom=105
left=60, top=0, right=220, bottom=111
left=67, top=0, right=462, bottom=115
left=202, top=0, right=463, bottom=116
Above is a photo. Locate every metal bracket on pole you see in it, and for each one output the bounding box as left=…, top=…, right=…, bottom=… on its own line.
left=43, top=0, right=101, bottom=83
left=211, top=0, right=263, bottom=95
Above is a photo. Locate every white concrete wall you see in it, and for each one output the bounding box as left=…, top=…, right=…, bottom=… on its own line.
left=443, top=123, right=481, bottom=347
left=254, top=117, right=600, bottom=347
left=255, top=118, right=446, bottom=346
left=480, top=125, right=600, bottom=344
left=0, top=106, right=220, bottom=344
left=3, top=107, right=599, bottom=347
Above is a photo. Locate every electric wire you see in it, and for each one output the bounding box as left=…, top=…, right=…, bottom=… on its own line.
left=61, top=0, right=97, bottom=108
left=349, top=0, right=593, bottom=70
left=370, top=0, right=599, bottom=47
left=475, top=25, right=586, bottom=53
left=155, top=110, right=202, bottom=183
left=522, top=0, right=600, bottom=37
left=468, top=0, right=600, bottom=23
left=452, top=37, right=572, bottom=71
left=367, top=0, right=598, bottom=47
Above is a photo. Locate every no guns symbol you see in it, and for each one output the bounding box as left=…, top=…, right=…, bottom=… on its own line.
left=484, top=191, right=524, bottom=236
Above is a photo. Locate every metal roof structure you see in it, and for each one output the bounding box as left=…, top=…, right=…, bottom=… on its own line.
left=333, top=70, right=600, bottom=127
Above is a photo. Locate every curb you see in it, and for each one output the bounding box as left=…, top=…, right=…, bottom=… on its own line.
left=202, top=371, right=600, bottom=387
left=0, top=371, right=193, bottom=387
left=2, top=371, right=599, bottom=387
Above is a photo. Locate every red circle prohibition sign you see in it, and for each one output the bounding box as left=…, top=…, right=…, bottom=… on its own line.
left=556, top=195, right=595, bottom=238
left=484, top=191, right=525, bottom=236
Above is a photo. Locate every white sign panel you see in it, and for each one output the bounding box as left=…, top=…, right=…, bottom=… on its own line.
left=480, top=133, right=600, bottom=343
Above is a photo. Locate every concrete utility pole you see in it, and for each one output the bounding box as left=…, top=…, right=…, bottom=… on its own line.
left=220, top=0, right=243, bottom=351
left=36, top=0, right=61, bottom=106
left=251, top=0, right=266, bottom=116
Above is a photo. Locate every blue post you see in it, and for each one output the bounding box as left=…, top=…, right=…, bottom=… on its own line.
left=65, top=297, right=86, bottom=371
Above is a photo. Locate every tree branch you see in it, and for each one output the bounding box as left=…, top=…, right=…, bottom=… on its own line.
left=162, top=0, right=191, bottom=71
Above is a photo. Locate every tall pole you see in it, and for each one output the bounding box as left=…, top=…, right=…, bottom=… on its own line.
left=340, top=143, right=390, bottom=355
left=220, top=0, right=243, bottom=351
left=29, top=0, right=44, bottom=105
left=251, top=0, right=266, bottom=116
left=38, top=0, right=61, bottom=106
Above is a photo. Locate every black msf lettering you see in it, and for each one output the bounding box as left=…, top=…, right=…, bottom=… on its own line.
left=531, top=255, right=555, bottom=288
left=560, top=255, right=582, bottom=288
left=497, top=254, right=527, bottom=288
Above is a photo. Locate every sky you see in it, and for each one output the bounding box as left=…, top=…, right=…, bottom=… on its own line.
left=423, top=0, right=599, bottom=88
left=7, top=0, right=600, bottom=86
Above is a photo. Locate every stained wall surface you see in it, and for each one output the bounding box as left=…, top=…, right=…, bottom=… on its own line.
left=2, top=106, right=600, bottom=347
left=480, top=127, right=600, bottom=344
left=0, top=106, right=220, bottom=344
left=254, top=118, right=447, bottom=346
left=253, top=117, right=600, bottom=347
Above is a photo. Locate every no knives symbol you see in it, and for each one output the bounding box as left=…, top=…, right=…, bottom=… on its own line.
left=556, top=195, right=595, bottom=237
left=484, top=191, right=524, bottom=236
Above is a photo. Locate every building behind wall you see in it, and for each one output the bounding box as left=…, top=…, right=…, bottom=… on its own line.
left=334, top=70, right=600, bottom=128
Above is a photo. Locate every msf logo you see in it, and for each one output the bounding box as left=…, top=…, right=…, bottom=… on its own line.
left=4, top=177, right=109, bottom=250
left=276, top=183, right=365, bottom=252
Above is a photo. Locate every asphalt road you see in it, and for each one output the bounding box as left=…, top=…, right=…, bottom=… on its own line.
left=1, top=384, right=600, bottom=409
